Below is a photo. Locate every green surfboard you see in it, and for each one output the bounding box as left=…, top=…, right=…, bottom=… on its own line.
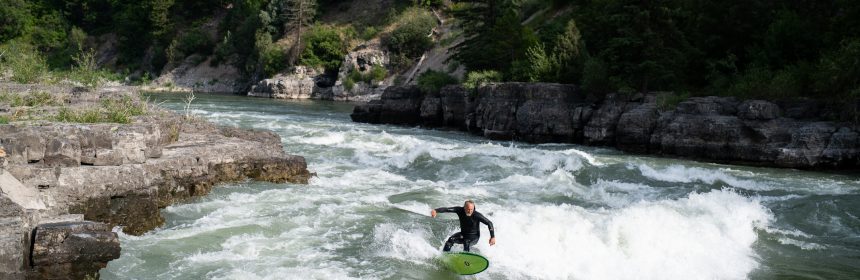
left=439, top=252, right=489, bottom=275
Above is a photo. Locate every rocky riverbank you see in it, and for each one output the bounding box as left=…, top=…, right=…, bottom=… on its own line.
left=0, top=84, right=311, bottom=279
left=351, top=83, right=860, bottom=169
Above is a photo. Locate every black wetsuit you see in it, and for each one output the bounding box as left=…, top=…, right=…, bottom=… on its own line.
left=435, top=206, right=495, bottom=252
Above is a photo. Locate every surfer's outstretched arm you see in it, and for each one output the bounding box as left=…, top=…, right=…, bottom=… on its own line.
left=431, top=207, right=460, bottom=218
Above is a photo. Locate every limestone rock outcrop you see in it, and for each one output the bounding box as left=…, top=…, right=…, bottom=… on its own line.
left=248, top=66, right=333, bottom=99
left=351, top=83, right=860, bottom=169
left=0, top=83, right=312, bottom=279
left=331, top=46, right=390, bottom=102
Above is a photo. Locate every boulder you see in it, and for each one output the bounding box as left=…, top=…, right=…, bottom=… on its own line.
left=248, top=66, right=331, bottom=99
left=31, top=221, right=120, bottom=280
left=332, top=46, right=390, bottom=101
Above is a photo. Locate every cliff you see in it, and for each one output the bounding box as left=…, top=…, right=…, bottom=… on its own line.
left=351, top=83, right=860, bottom=169
left=0, top=84, right=311, bottom=279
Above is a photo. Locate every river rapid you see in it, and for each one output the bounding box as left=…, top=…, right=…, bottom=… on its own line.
left=102, top=93, right=860, bottom=280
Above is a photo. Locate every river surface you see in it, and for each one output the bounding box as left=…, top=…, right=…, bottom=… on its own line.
left=102, top=93, right=860, bottom=280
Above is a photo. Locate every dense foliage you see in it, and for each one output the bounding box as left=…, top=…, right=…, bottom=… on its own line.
left=300, top=24, right=348, bottom=72
left=384, top=7, right=437, bottom=68
left=452, top=0, right=860, bottom=99
left=417, top=70, right=458, bottom=94
left=3, top=0, right=859, bottom=101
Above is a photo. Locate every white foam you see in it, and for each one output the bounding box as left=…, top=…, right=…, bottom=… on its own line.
left=372, top=223, right=439, bottom=263
left=560, top=148, right=604, bottom=166
left=635, top=164, right=772, bottom=190
left=480, top=189, right=771, bottom=280
left=777, top=238, right=827, bottom=250
left=764, top=227, right=812, bottom=238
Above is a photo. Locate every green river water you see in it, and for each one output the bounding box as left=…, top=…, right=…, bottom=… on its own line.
left=101, top=93, right=860, bottom=280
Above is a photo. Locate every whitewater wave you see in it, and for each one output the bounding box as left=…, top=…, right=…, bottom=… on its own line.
left=471, top=190, right=770, bottom=280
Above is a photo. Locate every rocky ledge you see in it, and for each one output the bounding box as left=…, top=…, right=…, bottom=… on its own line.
left=0, top=84, right=311, bottom=279
left=351, top=83, right=860, bottom=169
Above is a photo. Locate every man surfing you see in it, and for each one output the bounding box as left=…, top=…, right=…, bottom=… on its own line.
left=431, top=200, right=496, bottom=252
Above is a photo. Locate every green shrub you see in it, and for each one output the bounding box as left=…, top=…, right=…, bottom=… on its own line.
left=656, top=92, right=690, bottom=111
left=69, top=47, right=103, bottom=89
left=8, top=91, right=57, bottom=107
left=0, top=41, right=48, bottom=83
left=726, top=65, right=804, bottom=100
left=56, top=107, right=102, bottom=123
left=446, top=60, right=461, bottom=73
left=301, top=25, right=348, bottom=72
left=0, top=115, right=9, bottom=124
left=259, top=45, right=288, bottom=77
left=348, top=69, right=363, bottom=83
left=24, top=91, right=56, bottom=107
left=417, top=70, right=458, bottom=94
left=0, top=0, right=30, bottom=42
left=463, top=70, right=502, bottom=90
left=370, top=65, right=387, bottom=82
left=168, top=28, right=214, bottom=64
left=385, top=7, right=436, bottom=59
left=343, top=77, right=355, bottom=91
left=55, top=96, right=147, bottom=124
left=344, top=65, right=388, bottom=90
left=361, top=26, right=379, bottom=41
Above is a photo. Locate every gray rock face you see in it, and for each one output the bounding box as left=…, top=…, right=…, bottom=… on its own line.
left=738, top=100, right=781, bottom=120
left=31, top=221, right=120, bottom=280
left=676, top=96, right=739, bottom=115
left=513, top=84, right=584, bottom=142
left=440, top=86, right=470, bottom=129
left=43, top=136, right=82, bottom=167
left=474, top=84, right=521, bottom=140
left=584, top=94, right=632, bottom=145
left=351, top=82, right=860, bottom=169
left=248, top=66, right=332, bottom=100
left=0, top=195, right=26, bottom=280
left=0, top=123, right=166, bottom=168
left=419, top=92, right=443, bottom=127
left=350, top=86, right=424, bottom=125
left=616, top=103, right=660, bottom=152
left=332, top=46, right=390, bottom=101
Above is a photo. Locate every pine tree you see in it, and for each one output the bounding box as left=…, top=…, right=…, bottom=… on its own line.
left=280, top=0, right=316, bottom=66
left=451, top=0, right=537, bottom=77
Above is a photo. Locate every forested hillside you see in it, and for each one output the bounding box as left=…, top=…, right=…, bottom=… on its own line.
left=2, top=0, right=859, bottom=100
